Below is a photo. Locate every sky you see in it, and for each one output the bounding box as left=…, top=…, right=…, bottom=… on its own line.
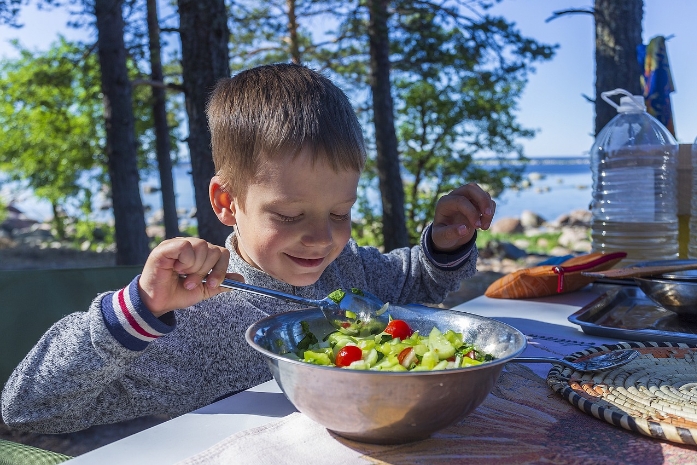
left=0, top=1, right=696, bottom=158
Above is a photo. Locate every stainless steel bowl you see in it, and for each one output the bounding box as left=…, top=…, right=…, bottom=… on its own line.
left=635, top=275, right=697, bottom=319
left=245, top=305, right=526, bottom=444
left=632, top=260, right=697, bottom=320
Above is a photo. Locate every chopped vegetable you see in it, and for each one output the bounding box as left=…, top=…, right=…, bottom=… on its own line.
left=328, top=289, right=346, bottom=304
left=286, top=318, right=495, bottom=372
left=383, top=319, right=414, bottom=340
left=335, top=345, right=363, bottom=367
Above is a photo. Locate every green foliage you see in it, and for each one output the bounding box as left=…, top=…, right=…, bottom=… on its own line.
left=0, top=38, right=104, bottom=224
left=387, top=2, right=556, bottom=244
left=181, top=224, right=199, bottom=238
left=0, top=34, right=182, bottom=231
left=70, top=219, right=115, bottom=250
left=0, top=195, right=6, bottom=224
left=476, top=229, right=565, bottom=255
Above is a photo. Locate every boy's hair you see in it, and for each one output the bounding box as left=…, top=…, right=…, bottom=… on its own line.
left=206, top=63, right=366, bottom=203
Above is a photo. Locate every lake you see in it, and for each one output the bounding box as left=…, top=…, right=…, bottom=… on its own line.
left=2, top=156, right=593, bottom=225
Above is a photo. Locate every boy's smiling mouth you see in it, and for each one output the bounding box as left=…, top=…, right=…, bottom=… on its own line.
left=285, top=254, right=325, bottom=268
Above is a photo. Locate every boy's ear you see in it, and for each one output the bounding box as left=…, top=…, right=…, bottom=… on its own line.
left=210, top=176, right=237, bottom=226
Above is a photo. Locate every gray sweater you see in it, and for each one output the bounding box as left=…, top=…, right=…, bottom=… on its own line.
left=1, top=228, right=477, bottom=433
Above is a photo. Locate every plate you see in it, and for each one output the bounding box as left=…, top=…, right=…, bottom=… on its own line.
left=546, top=342, right=697, bottom=445
left=568, top=284, right=697, bottom=344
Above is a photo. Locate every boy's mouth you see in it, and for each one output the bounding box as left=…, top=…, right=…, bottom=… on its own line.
left=286, top=254, right=325, bottom=268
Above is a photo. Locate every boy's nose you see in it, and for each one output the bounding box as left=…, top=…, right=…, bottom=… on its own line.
left=301, top=220, right=333, bottom=247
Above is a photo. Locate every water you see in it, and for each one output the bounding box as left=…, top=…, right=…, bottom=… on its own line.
left=591, top=220, right=679, bottom=266
left=589, top=144, right=679, bottom=264
left=489, top=157, right=592, bottom=221
left=2, top=157, right=593, bottom=225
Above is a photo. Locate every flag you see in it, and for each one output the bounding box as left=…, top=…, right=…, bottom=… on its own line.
left=638, top=35, right=676, bottom=136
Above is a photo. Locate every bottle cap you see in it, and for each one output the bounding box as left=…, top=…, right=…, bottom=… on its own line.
left=601, top=89, right=647, bottom=113
left=617, top=95, right=646, bottom=113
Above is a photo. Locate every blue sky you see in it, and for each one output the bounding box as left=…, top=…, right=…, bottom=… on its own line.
left=1, top=0, right=695, bottom=158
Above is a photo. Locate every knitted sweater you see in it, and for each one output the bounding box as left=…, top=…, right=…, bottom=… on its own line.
left=1, top=227, right=477, bottom=433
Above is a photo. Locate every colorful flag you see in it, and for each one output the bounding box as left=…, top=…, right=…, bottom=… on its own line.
left=638, top=35, right=676, bottom=136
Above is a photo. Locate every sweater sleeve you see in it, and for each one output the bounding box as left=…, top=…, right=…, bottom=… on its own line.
left=101, top=275, right=176, bottom=350
left=339, top=223, right=478, bottom=307
left=0, top=278, right=176, bottom=434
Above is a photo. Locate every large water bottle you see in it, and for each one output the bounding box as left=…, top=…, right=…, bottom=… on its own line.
left=689, top=136, right=697, bottom=258
left=590, top=88, right=679, bottom=266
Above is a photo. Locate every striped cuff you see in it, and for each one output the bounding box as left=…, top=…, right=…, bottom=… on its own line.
left=421, top=223, right=476, bottom=271
left=101, top=275, right=176, bottom=351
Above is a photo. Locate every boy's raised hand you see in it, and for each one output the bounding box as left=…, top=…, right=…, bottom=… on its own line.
left=431, top=183, right=496, bottom=253
left=138, top=237, right=241, bottom=317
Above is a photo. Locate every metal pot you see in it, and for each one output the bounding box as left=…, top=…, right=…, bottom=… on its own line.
left=246, top=305, right=526, bottom=444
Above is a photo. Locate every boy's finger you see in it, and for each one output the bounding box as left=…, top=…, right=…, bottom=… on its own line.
left=437, top=193, right=480, bottom=229
left=444, top=184, right=496, bottom=229
left=479, top=199, right=496, bottom=229
left=210, top=273, right=245, bottom=295
left=205, top=248, right=232, bottom=289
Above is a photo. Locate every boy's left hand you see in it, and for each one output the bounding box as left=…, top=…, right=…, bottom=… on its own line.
left=431, top=182, right=496, bottom=253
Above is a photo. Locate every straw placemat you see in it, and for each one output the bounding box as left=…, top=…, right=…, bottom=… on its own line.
left=546, top=341, right=697, bottom=445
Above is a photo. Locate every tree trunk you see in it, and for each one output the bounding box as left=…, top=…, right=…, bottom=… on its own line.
left=594, top=0, right=643, bottom=135
left=147, top=0, right=180, bottom=239
left=367, top=0, right=409, bottom=250
left=177, top=0, right=233, bottom=246
left=286, top=0, right=300, bottom=64
left=94, top=0, right=150, bottom=265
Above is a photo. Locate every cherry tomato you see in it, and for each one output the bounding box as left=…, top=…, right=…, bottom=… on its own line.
left=335, top=345, right=363, bottom=367
left=384, top=319, right=413, bottom=340
left=397, top=347, right=417, bottom=369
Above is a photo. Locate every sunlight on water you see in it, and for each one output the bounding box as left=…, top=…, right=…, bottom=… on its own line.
left=1, top=157, right=592, bottom=224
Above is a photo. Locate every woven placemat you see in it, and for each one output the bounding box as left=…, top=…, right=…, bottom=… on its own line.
left=546, top=341, right=697, bottom=445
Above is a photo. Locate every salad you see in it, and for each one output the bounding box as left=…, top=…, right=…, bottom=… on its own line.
left=286, top=318, right=495, bottom=372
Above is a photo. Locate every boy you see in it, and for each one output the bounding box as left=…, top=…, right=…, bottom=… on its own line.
left=1, top=64, right=495, bottom=434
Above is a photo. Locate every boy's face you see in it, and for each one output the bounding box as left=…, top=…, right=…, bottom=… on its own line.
left=229, top=147, right=359, bottom=286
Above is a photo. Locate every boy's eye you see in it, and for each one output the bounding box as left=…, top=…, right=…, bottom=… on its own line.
left=276, top=213, right=301, bottom=222
left=331, top=213, right=351, bottom=221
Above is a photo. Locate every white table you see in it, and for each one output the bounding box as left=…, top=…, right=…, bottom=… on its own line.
left=65, top=288, right=612, bottom=464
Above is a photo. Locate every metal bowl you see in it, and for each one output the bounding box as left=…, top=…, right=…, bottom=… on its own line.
left=632, top=260, right=697, bottom=320
left=245, top=305, right=526, bottom=444
left=635, top=276, right=697, bottom=320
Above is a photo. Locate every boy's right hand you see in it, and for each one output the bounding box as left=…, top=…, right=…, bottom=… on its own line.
left=138, top=237, right=242, bottom=318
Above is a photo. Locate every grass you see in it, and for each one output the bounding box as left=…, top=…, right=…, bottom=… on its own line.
left=476, top=229, right=565, bottom=255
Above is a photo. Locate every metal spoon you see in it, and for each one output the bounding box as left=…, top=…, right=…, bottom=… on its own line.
left=513, top=349, right=640, bottom=372
left=214, top=278, right=387, bottom=334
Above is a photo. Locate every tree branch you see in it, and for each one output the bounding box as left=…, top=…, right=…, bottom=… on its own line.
left=546, top=8, right=594, bottom=23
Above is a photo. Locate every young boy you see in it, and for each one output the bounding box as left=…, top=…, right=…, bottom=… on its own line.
left=1, top=63, right=495, bottom=434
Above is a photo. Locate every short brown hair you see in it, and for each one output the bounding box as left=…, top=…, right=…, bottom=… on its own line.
left=206, top=63, right=366, bottom=201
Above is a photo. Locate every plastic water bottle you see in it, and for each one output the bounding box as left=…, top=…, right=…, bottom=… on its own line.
left=689, top=136, right=697, bottom=259
left=589, top=89, right=679, bottom=266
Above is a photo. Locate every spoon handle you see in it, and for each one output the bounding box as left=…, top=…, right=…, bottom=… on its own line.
left=216, top=278, right=318, bottom=307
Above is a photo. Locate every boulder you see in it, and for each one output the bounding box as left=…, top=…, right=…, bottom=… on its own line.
left=480, top=239, right=528, bottom=261
left=557, top=226, right=591, bottom=252
left=490, top=217, right=523, bottom=234
left=552, top=209, right=591, bottom=228
left=520, top=210, right=546, bottom=229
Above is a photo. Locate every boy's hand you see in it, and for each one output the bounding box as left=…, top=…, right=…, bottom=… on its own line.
left=431, top=183, right=496, bottom=253
left=138, top=237, right=242, bottom=318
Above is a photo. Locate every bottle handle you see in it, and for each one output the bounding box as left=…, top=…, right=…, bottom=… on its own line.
left=600, top=89, right=634, bottom=110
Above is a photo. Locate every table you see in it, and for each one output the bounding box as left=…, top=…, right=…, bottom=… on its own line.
left=65, top=288, right=696, bottom=464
